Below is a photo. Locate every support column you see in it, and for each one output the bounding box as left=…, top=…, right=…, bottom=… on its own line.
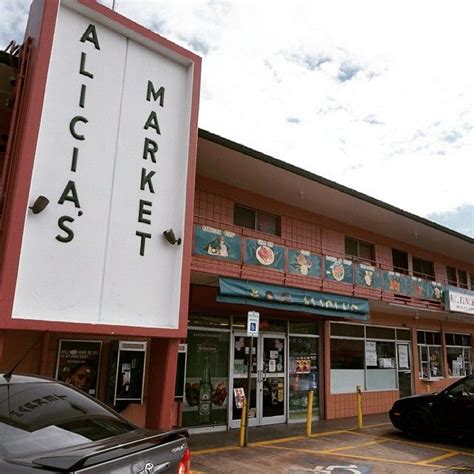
left=0, top=330, right=6, bottom=368
left=145, top=337, right=179, bottom=430
left=39, top=331, right=51, bottom=376
left=323, top=320, right=331, bottom=419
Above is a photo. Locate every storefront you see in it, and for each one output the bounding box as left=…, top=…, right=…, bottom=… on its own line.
left=182, top=312, right=321, bottom=430
left=181, top=277, right=370, bottom=430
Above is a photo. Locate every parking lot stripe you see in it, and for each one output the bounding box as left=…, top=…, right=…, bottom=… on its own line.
left=256, top=445, right=446, bottom=469
left=416, top=451, right=460, bottom=465
left=319, top=438, right=388, bottom=454
left=251, top=435, right=305, bottom=446
left=349, top=430, right=474, bottom=458
left=192, top=446, right=241, bottom=456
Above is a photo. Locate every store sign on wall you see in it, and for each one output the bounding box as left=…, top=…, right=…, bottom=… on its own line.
left=446, top=288, right=474, bottom=315
left=13, top=1, right=199, bottom=329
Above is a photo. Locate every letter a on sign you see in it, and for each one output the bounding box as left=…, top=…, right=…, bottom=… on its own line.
left=247, top=311, right=260, bottom=336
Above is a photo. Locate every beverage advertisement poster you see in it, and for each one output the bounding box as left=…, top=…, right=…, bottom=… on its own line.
left=55, top=340, right=101, bottom=397
left=183, top=330, right=229, bottom=426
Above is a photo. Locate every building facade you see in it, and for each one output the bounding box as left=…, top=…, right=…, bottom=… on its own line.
left=1, top=1, right=473, bottom=433
left=180, top=130, right=474, bottom=430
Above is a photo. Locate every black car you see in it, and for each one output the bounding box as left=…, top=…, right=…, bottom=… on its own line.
left=0, top=374, right=190, bottom=473
left=389, top=374, right=474, bottom=439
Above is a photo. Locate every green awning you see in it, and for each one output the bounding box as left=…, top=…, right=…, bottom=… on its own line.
left=217, top=278, right=369, bottom=321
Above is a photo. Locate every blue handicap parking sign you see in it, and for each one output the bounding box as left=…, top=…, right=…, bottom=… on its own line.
left=250, top=322, right=257, bottom=331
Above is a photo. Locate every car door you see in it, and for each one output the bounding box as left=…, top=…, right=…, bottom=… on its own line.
left=434, top=377, right=474, bottom=434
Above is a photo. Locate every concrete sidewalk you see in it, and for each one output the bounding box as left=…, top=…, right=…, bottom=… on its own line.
left=188, top=413, right=391, bottom=451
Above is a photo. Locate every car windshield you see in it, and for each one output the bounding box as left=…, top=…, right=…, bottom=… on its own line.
left=0, top=381, right=135, bottom=458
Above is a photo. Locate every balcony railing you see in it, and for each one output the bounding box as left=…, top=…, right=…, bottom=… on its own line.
left=191, top=220, right=472, bottom=312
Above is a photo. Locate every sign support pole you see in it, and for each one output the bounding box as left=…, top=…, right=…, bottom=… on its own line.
left=244, top=334, right=253, bottom=447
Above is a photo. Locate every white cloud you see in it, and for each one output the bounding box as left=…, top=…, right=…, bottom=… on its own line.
left=3, top=0, right=473, bottom=235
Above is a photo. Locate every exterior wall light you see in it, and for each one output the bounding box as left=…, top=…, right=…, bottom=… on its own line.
left=163, top=228, right=182, bottom=246
left=29, top=195, right=50, bottom=214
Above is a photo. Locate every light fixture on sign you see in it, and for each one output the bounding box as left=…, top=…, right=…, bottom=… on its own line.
left=29, top=195, right=50, bottom=214
left=163, top=228, right=182, bottom=246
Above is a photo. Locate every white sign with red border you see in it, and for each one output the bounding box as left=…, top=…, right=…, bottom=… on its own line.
left=11, top=0, right=200, bottom=331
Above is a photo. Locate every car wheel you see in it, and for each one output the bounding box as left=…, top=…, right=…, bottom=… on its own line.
left=402, top=410, right=432, bottom=440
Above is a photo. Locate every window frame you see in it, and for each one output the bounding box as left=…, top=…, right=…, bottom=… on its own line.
left=445, top=332, right=472, bottom=378
left=447, top=266, right=469, bottom=289
left=330, top=322, right=411, bottom=393
left=412, top=256, right=435, bottom=281
left=417, top=330, right=444, bottom=380
left=233, top=204, right=281, bottom=236
left=345, top=237, right=376, bottom=264
left=392, top=248, right=409, bottom=275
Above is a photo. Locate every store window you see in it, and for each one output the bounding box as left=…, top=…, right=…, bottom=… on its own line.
left=330, top=323, right=408, bottom=393
left=234, top=204, right=281, bottom=236
left=182, top=329, right=230, bottom=427
left=412, top=257, right=435, bottom=281
left=289, top=325, right=320, bottom=421
left=446, top=266, right=469, bottom=289
left=470, top=273, right=474, bottom=290
left=345, top=237, right=375, bottom=263
left=417, top=330, right=443, bottom=379
left=445, top=333, right=472, bottom=377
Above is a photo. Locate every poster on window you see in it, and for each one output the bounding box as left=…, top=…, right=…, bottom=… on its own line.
left=183, top=330, right=229, bottom=427
left=55, top=340, right=101, bottom=397
left=365, top=341, right=377, bottom=366
left=398, top=345, right=409, bottom=369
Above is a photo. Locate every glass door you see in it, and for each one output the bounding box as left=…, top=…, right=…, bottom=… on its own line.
left=229, top=333, right=286, bottom=427
left=397, top=342, right=412, bottom=398
left=230, top=333, right=258, bottom=428
left=260, top=335, right=286, bottom=425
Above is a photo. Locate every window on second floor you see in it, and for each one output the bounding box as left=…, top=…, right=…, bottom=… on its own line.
left=412, top=257, right=435, bottom=281
left=392, top=249, right=409, bottom=274
left=345, top=237, right=375, bottom=263
left=447, top=266, right=468, bottom=289
left=233, top=204, right=281, bottom=236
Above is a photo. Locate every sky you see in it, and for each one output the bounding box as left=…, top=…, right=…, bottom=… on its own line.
left=1, top=0, right=473, bottom=237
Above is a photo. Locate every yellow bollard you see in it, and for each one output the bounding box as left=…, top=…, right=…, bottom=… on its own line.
left=356, top=385, right=363, bottom=429
left=425, top=383, right=430, bottom=393
left=306, top=390, right=314, bottom=437
left=239, top=398, right=247, bottom=447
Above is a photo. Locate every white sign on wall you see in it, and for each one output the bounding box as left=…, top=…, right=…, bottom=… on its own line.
left=13, top=1, right=199, bottom=329
left=446, top=289, right=474, bottom=315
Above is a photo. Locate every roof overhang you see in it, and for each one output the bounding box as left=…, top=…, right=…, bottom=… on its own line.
left=197, top=129, right=474, bottom=265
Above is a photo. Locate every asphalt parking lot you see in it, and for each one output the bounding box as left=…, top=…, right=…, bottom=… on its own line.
left=189, top=416, right=474, bottom=473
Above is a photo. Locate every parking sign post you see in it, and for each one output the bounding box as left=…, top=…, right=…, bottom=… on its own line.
left=244, top=311, right=259, bottom=447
